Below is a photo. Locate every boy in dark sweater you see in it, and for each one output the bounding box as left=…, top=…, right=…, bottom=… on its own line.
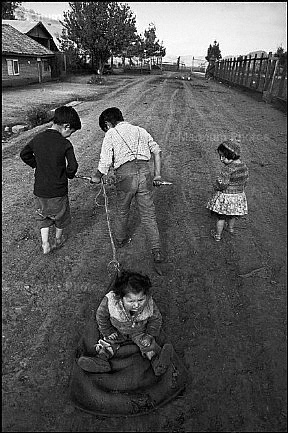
left=20, top=106, right=81, bottom=254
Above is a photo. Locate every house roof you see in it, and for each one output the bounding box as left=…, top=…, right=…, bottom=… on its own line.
left=2, top=19, right=40, bottom=33
left=2, top=24, right=55, bottom=57
left=2, top=19, right=64, bottom=50
left=39, top=19, right=65, bottom=49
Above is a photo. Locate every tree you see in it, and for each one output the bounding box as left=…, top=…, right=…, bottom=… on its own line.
left=274, top=45, right=287, bottom=67
left=205, top=40, right=222, bottom=62
left=142, top=23, right=166, bottom=67
left=61, top=2, right=138, bottom=74
left=2, top=1, right=22, bottom=19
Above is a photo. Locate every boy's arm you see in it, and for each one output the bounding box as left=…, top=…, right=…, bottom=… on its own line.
left=95, top=296, right=118, bottom=337
left=152, top=151, right=162, bottom=186
left=65, top=145, right=78, bottom=179
left=91, top=135, right=113, bottom=183
left=144, top=129, right=162, bottom=185
left=20, top=143, right=36, bottom=168
left=145, top=300, right=162, bottom=337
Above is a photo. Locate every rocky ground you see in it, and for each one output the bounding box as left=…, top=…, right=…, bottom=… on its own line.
left=2, top=71, right=287, bottom=432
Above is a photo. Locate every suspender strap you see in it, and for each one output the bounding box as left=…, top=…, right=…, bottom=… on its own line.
left=114, top=127, right=141, bottom=161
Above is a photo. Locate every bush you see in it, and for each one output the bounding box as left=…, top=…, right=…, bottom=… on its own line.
left=87, top=75, right=105, bottom=85
left=26, top=104, right=52, bottom=127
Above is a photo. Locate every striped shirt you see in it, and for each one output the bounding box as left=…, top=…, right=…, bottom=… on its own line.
left=98, top=121, right=161, bottom=175
left=215, top=160, right=249, bottom=193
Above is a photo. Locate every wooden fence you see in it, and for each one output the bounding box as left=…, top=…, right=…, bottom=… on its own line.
left=214, top=53, right=287, bottom=101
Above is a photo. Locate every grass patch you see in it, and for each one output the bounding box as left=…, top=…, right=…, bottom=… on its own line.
left=26, top=104, right=53, bottom=128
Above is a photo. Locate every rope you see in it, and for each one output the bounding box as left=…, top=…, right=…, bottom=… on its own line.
left=95, top=179, right=120, bottom=275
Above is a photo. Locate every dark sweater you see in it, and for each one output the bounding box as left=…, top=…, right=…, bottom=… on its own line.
left=20, top=129, right=78, bottom=198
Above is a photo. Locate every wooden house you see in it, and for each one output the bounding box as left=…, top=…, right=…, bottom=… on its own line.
left=2, top=23, right=55, bottom=87
left=2, top=19, right=68, bottom=78
left=2, top=19, right=59, bottom=52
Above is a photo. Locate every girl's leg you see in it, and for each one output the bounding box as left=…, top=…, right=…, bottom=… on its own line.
left=216, top=218, right=225, bottom=238
left=52, top=227, right=66, bottom=249
left=40, top=227, right=50, bottom=254
left=228, top=217, right=236, bottom=233
left=55, top=227, right=63, bottom=240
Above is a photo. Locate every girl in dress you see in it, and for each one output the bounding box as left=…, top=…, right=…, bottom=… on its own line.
left=207, top=140, right=249, bottom=241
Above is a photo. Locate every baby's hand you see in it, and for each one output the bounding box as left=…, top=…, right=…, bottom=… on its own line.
left=106, top=332, right=118, bottom=341
left=140, top=334, right=153, bottom=347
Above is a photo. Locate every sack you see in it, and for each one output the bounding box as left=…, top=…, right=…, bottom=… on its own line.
left=70, top=311, right=189, bottom=417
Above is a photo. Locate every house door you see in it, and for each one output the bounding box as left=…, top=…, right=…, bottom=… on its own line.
left=37, top=58, right=42, bottom=83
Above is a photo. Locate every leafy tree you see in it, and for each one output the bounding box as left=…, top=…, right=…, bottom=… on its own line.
left=2, top=1, right=22, bottom=19
left=205, top=40, right=222, bottom=62
left=124, top=34, right=144, bottom=66
left=143, top=23, right=165, bottom=59
left=274, top=45, right=287, bottom=67
left=136, top=23, right=166, bottom=68
left=61, top=2, right=138, bottom=74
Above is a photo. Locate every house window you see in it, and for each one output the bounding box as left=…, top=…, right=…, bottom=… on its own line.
left=43, top=60, right=50, bottom=72
left=7, top=59, right=19, bottom=75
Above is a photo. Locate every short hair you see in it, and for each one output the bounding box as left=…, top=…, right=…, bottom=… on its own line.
left=53, top=106, right=81, bottom=131
left=99, top=107, right=124, bottom=132
left=217, top=142, right=240, bottom=160
left=113, top=270, right=152, bottom=298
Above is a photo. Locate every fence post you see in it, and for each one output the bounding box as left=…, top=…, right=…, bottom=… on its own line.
left=227, top=58, right=231, bottom=82
left=240, top=56, right=247, bottom=86
left=255, top=52, right=264, bottom=90
left=263, top=58, right=280, bottom=102
left=232, top=57, right=238, bottom=84
left=249, top=54, right=257, bottom=88
left=244, top=55, right=252, bottom=87
left=263, top=52, right=273, bottom=91
left=230, top=58, right=236, bottom=84
left=222, top=59, right=226, bottom=81
left=236, top=58, right=242, bottom=84
left=220, top=59, right=224, bottom=80
left=277, top=60, right=287, bottom=98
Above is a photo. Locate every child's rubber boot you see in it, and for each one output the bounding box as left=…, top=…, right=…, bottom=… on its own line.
left=77, top=355, right=111, bottom=373
left=151, top=343, right=174, bottom=376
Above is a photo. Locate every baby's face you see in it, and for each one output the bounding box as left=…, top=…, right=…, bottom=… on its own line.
left=122, top=291, right=147, bottom=312
left=219, top=153, right=232, bottom=165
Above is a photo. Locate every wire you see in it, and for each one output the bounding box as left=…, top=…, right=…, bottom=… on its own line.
left=97, top=179, right=120, bottom=275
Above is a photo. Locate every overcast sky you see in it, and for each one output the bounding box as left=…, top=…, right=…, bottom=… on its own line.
left=22, top=2, right=287, bottom=58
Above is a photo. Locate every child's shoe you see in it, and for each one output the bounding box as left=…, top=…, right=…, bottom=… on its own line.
left=52, top=235, right=66, bottom=250
left=211, top=230, right=221, bottom=241
left=151, top=343, right=173, bottom=376
left=224, top=222, right=234, bottom=235
left=78, top=356, right=111, bottom=373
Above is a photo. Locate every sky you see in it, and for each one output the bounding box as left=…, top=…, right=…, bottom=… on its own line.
left=22, top=2, right=287, bottom=61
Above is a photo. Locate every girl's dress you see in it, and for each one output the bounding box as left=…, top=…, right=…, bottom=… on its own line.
left=206, top=160, right=249, bottom=216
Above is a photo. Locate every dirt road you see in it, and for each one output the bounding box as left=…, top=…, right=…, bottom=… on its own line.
left=2, top=72, right=287, bottom=432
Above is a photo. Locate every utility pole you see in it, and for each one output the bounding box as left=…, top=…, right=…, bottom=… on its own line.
left=191, top=56, right=194, bottom=73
